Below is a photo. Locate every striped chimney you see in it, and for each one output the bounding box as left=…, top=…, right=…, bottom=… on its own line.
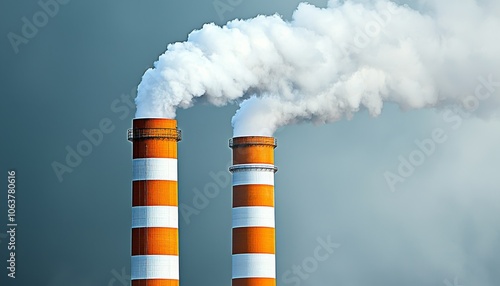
left=229, top=136, right=278, bottom=286
left=128, top=118, right=182, bottom=286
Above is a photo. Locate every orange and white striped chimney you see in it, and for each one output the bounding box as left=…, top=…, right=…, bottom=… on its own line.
left=128, top=118, right=181, bottom=286
left=229, top=136, right=278, bottom=286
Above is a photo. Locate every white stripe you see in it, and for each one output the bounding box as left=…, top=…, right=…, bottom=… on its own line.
left=232, top=254, right=276, bottom=278
left=232, top=207, right=275, bottom=228
left=132, top=206, right=178, bottom=229
left=131, top=255, right=179, bottom=280
left=232, top=170, right=274, bottom=186
left=133, top=158, right=177, bottom=181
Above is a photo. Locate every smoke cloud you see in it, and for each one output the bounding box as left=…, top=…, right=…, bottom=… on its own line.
left=135, top=0, right=500, bottom=136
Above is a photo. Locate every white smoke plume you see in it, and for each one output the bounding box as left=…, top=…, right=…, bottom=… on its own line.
left=135, top=0, right=500, bottom=136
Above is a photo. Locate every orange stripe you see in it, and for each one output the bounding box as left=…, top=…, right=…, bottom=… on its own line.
left=132, top=228, right=178, bottom=255
left=232, top=145, right=274, bottom=165
left=233, top=185, right=274, bottom=207
left=133, top=181, right=178, bottom=207
left=233, top=227, right=275, bottom=254
left=132, top=280, right=179, bottom=286
left=133, top=140, right=177, bottom=159
left=232, top=278, right=276, bottom=286
left=133, top=119, right=177, bottom=129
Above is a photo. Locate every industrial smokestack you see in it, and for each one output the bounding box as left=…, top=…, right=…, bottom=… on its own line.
left=128, top=118, right=182, bottom=286
left=229, top=136, right=278, bottom=286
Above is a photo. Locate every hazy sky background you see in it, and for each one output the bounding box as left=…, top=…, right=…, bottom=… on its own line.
left=0, top=1, right=499, bottom=286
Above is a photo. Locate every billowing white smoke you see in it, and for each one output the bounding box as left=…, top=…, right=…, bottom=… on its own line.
left=136, top=0, right=500, bottom=136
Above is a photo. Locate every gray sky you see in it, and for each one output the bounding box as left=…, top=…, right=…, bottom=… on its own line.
left=1, top=1, right=499, bottom=286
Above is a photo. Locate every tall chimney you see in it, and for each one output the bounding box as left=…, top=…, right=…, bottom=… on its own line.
left=229, top=136, right=278, bottom=286
left=128, top=118, right=182, bottom=286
